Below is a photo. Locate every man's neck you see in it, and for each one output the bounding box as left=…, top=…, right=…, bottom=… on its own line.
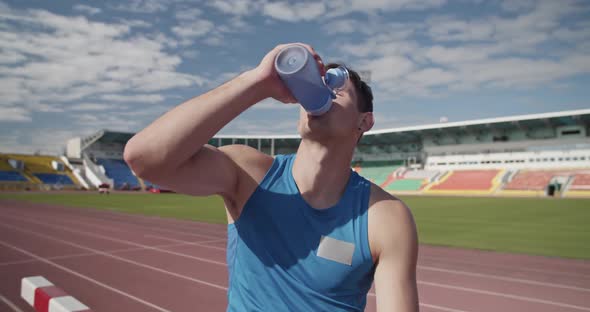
left=292, top=138, right=355, bottom=210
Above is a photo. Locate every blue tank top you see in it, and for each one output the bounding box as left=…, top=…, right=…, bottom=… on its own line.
left=226, top=154, right=375, bottom=311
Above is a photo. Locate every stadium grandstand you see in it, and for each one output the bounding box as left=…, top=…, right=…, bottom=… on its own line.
left=207, top=108, right=590, bottom=198
left=0, top=153, right=80, bottom=191
left=2, top=109, right=588, bottom=197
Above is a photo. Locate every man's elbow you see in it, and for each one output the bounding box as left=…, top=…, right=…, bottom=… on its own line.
left=123, top=139, right=151, bottom=179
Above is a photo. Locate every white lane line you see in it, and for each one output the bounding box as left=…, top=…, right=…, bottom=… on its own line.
left=144, top=235, right=226, bottom=251
left=418, top=280, right=590, bottom=311
left=366, top=293, right=469, bottom=312
left=0, top=221, right=463, bottom=312
left=0, top=240, right=172, bottom=312
left=369, top=278, right=590, bottom=311
left=370, top=277, right=590, bottom=312
left=1, top=215, right=227, bottom=267
left=12, top=208, right=589, bottom=284
left=42, top=206, right=227, bottom=234
left=420, top=303, right=470, bottom=312
left=0, top=207, right=226, bottom=241
left=4, top=209, right=588, bottom=311
left=0, top=223, right=228, bottom=291
left=144, top=236, right=227, bottom=245
left=47, top=212, right=226, bottom=240
left=6, top=212, right=588, bottom=295
left=101, top=215, right=227, bottom=235
left=420, top=255, right=590, bottom=279
left=0, top=294, right=25, bottom=312
left=0, top=241, right=207, bottom=267
left=10, top=218, right=587, bottom=311
left=419, top=265, right=590, bottom=293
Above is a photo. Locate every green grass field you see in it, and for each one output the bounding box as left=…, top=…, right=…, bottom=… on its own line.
left=1, top=193, right=589, bottom=260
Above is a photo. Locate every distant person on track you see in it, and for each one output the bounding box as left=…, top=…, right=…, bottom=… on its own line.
left=98, top=182, right=110, bottom=195
left=124, top=43, right=419, bottom=311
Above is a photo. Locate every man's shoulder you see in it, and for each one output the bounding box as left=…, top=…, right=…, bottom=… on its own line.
left=217, top=144, right=274, bottom=213
left=367, top=182, right=405, bottom=210
left=367, top=182, right=417, bottom=260
left=218, top=144, right=275, bottom=178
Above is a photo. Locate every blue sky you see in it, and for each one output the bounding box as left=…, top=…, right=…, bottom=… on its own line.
left=0, top=0, right=589, bottom=154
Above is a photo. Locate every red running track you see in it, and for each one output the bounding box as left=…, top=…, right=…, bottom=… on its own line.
left=0, top=200, right=589, bottom=312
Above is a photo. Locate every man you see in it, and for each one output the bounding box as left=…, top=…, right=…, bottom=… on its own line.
left=124, top=43, right=419, bottom=311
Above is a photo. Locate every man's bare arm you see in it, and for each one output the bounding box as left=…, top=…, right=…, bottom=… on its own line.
left=371, top=195, right=419, bottom=312
left=123, top=44, right=314, bottom=201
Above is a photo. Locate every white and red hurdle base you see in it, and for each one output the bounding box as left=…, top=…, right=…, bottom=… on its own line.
left=21, top=276, right=92, bottom=312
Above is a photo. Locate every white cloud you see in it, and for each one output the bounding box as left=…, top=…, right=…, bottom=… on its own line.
left=208, top=0, right=444, bottom=21
left=501, top=0, right=536, bottom=12
left=34, top=103, right=65, bottom=113
left=171, top=5, right=251, bottom=47
left=337, top=29, right=420, bottom=58
left=0, top=106, right=31, bottom=121
left=406, top=68, right=457, bottom=87
left=263, top=2, right=326, bottom=22
left=207, top=0, right=259, bottom=16
left=251, top=98, right=299, bottom=110
left=217, top=17, right=252, bottom=33
left=0, top=49, right=26, bottom=63
left=74, top=113, right=141, bottom=132
left=321, top=19, right=361, bottom=34
left=427, top=16, right=495, bottom=42
left=0, top=128, right=84, bottom=155
left=325, top=0, right=446, bottom=17
left=332, top=0, right=590, bottom=100
left=0, top=1, right=10, bottom=12
left=69, top=103, right=122, bottom=111
left=118, top=104, right=170, bottom=117
left=220, top=117, right=299, bottom=135
left=131, top=70, right=204, bottom=92
left=110, top=0, right=168, bottom=13
left=73, top=4, right=101, bottom=15
left=203, top=35, right=224, bottom=46
left=175, top=8, right=202, bottom=21
left=100, top=94, right=164, bottom=103
left=424, top=45, right=490, bottom=64
left=118, top=19, right=152, bottom=28
left=321, top=18, right=382, bottom=35
left=361, top=55, right=415, bottom=82
left=0, top=6, right=204, bottom=114
left=181, top=50, right=200, bottom=59
left=172, top=19, right=214, bottom=40
left=0, top=132, right=22, bottom=154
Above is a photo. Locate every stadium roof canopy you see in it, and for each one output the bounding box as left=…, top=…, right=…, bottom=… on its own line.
left=81, top=129, right=135, bottom=149
left=212, top=108, right=590, bottom=141
left=83, top=109, right=590, bottom=146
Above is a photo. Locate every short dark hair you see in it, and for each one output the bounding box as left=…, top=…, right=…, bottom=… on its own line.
left=326, top=63, right=373, bottom=113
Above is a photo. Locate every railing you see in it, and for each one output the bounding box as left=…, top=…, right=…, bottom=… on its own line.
left=82, top=154, right=113, bottom=188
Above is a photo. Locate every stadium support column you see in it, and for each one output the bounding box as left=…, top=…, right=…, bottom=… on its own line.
left=258, top=138, right=261, bottom=151
left=271, top=139, right=275, bottom=156
left=218, top=138, right=221, bottom=147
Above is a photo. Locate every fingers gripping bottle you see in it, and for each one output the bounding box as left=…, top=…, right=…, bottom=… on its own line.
left=274, top=44, right=349, bottom=116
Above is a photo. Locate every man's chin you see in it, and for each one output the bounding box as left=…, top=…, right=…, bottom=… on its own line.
left=307, top=113, right=327, bottom=121
left=300, top=125, right=333, bottom=141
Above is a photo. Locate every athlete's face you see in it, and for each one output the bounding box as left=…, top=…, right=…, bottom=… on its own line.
left=298, top=78, right=372, bottom=143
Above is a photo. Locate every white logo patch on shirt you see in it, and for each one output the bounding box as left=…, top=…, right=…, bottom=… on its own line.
left=316, top=236, right=355, bottom=266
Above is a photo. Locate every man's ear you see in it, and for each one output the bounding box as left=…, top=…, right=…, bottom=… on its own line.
left=358, top=112, right=374, bottom=132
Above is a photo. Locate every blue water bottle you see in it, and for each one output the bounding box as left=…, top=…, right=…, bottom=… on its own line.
left=274, top=44, right=349, bottom=116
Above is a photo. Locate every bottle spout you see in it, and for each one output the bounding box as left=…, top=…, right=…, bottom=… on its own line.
left=325, top=66, right=349, bottom=91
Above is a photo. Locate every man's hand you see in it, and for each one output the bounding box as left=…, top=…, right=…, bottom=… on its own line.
left=252, top=43, right=326, bottom=104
